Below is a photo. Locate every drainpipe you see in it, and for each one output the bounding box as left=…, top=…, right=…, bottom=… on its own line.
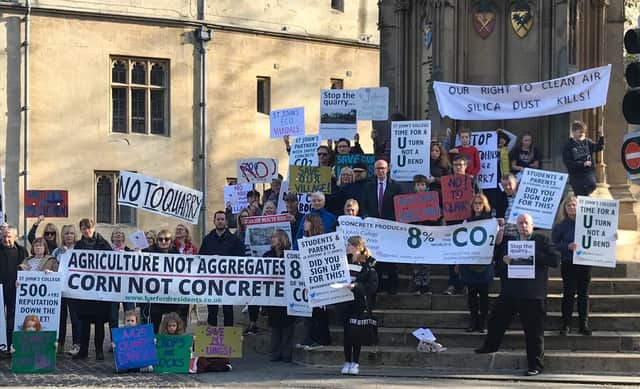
left=22, top=0, right=31, bottom=246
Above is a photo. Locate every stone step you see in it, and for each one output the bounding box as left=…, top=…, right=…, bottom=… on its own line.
left=294, top=346, right=640, bottom=375
left=373, top=310, right=640, bottom=331
left=375, top=293, right=640, bottom=313
left=328, top=327, right=640, bottom=351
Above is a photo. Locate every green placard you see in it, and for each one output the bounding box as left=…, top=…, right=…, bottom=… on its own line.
left=155, top=335, right=192, bottom=374
left=193, top=326, right=242, bottom=358
left=11, top=331, right=56, bottom=373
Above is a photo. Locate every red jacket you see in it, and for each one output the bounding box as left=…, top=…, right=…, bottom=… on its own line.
left=174, top=239, right=198, bottom=255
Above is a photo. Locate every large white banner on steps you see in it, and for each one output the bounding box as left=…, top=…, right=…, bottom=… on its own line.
left=573, top=196, right=619, bottom=268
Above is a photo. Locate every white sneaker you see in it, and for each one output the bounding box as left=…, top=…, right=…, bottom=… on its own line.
left=349, top=363, right=359, bottom=375
left=341, top=362, right=351, bottom=375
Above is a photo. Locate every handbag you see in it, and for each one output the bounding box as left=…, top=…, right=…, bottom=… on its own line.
left=347, top=295, right=378, bottom=346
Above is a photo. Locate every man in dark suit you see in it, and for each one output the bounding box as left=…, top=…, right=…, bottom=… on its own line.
left=361, top=159, right=403, bottom=294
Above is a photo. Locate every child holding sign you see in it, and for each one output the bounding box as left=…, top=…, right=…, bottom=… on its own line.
left=11, top=315, right=57, bottom=352
left=112, top=311, right=154, bottom=373
left=10, top=315, right=57, bottom=373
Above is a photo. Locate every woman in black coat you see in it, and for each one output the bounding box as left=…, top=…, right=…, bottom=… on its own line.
left=340, top=235, right=378, bottom=376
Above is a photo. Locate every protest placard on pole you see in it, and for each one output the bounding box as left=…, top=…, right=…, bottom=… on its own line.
left=289, top=135, right=320, bottom=167
left=155, top=335, right=192, bottom=373
left=573, top=196, right=619, bottom=268
left=113, top=324, right=157, bottom=370
left=276, top=180, right=312, bottom=214
left=335, top=154, right=376, bottom=178
left=390, top=121, right=431, bottom=182
left=507, top=168, right=567, bottom=229
left=337, top=216, right=498, bottom=265
left=356, top=87, right=389, bottom=120
left=393, top=192, right=440, bottom=223
left=0, top=286, right=6, bottom=352
left=244, top=214, right=293, bottom=257
left=441, top=175, right=473, bottom=222
left=194, top=326, right=242, bottom=358
left=298, top=232, right=353, bottom=307
left=223, top=184, right=253, bottom=214
left=14, top=271, right=62, bottom=336
left=319, top=89, right=357, bottom=140
left=270, top=107, right=305, bottom=138
left=236, top=158, right=279, bottom=184
left=284, top=250, right=312, bottom=317
left=11, top=331, right=56, bottom=373
left=456, top=131, right=498, bottom=189
left=118, top=171, right=203, bottom=224
left=289, top=166, right=332, bottom=194
left=507, top=241, right=535, bottom=279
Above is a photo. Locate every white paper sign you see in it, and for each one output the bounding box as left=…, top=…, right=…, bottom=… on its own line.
left=456, top=131, right=499, bottom=189
left=507, top=168, right=568, bottom=229
left=573, top=197, right=619, bottom=268
left=245, top=214, right=293, bottom=257
left=298, top=232, right=354, bottom=307
left=118, top=171, right=203, bottom=224
left=319, top=89, right=357, bottom=140
left=412, top=328, right=436, bottom=342
left=14, top=271, right=62, bottom=336
left=390, top=120, right=431, bottom=182
left=0, top=285, right=6, bottom=351
left=434, top=64, right=612, bottom=120
left=356, top=87, right=389, bottom=120
left=284, top=250, right=312, bottom=317
left=507, top=241, right=535, bottom=279
left=236, top=158, right=279, bottom=184
left=290, top=135, right=320, bottom=167
left=276, top=180, right=312, bottom=214
left=129, top=230, right=149, bottom=250
left=223, top=184, right=253, bottom=214
left=270, top=107, right=305, bottom=139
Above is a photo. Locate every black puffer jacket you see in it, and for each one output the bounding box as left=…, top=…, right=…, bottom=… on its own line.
left=74, top=232, right=114, bottom=321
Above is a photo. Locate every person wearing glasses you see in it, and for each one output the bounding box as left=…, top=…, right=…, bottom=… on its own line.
left=27, top=215, right=59, bottom=253
left=333, top=136, right=364, bottom=155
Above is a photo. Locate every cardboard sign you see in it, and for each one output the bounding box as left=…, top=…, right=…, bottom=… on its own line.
left=508, top=168, right=567, bottom=229
left=244, top=214, right=293, bottom=257
left=356, top=87, right=389, bottom=120
left=24, top=190, right=68, bottom=218
left=112, top=324, right=158, bottom=370
left=507, top=241, right=535, bottom=279
left=155, top=335, right=192, bottom=374
left=319, top=89, right=357, bottom=140
left=223, top=184, right=253, bottom=214
left=236, top=158, right=279, bottom=184
left=0, top=286, right=6, bottom=352
left=289, top=166, right=332, bottom=194
left=290, top=135, right=320, bottom=167
left=284, top=250, right=312, bottom=317
left=573, top=197, right=619, bottom=268
left=456, top=131, right=499, bottom=189
left=275, top=180, right=312, bottom=214
left=335, top=154, right=375, bottom=179
left=441, top=175, right=473, bottom=222
left=270, top=107, right=305, bottom=138
left=390, top=120, right=431, bottom=182
left=118, top=171, right=203, bottom=224
left=14, top=271, right=62, bottom=337
left=11, top=331, right=56, bottom=373
left=129, top=230, right=149, bottom=250
left=393, top=192, right=440, bottom=223
left=194, top=326, right=242, bottom=358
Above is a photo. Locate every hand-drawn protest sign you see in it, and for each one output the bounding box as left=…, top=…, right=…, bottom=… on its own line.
left=337, top=216, right=498, bottom=265
left=223, top=184, right=253, bottom=214
left=244, top=214, right=293, bottom=257
left=14, top=271, right=62, bottom=336
left=236, top=158, right=279, bottom=184
left=118, top=171, right=203, bottom=224
left=507, top=168, right=567, bottom=229
left=335, top=154, right=375, bottom=178
left=393, top=191, right=440, bottom=223
left=155, top=334, right=192, bottom=373
left=298, top=232, right=353, bottom=307
left=284, top=250, right=312, bottom=317
left=0, top=286, right=6, bottom=352
left=11, top=331, right=56, bottom=373
left=290, top=135, right=320, bottom=167
left=356, top=87, right=389, bottom=121
left=319, top=89, right=357, bottom=140
left=434, top=64, right=611, bottom=120
left=507, top=241, right=535, bottom=279
left=455, top=131, right=499, bottom=189
left=58, top=250, right=286, bottom=306
left=112, top=324, right=157, bottom=370
left=289, top=166, right=332, bottom=194
left=441, top=175, right=474, bottom=222
left=573, top=196, right=619, bottom=268
left=275, top=180, right=312, bottom=214
left=390, top=121, right=431, bottom=182
left=194, top=326, right=242, bottom=358
left=270, top=107, right=304, bottom=138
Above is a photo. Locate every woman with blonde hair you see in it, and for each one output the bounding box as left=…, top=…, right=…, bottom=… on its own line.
left=52, top=225, right=81, bottom=355
left=174, top=224, right=198, bottom=255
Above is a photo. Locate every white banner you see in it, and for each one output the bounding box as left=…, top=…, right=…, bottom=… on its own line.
left=0, top=286, right=6, bottom=352
left=390, top=121, right=431, bottom=182
left=508, top=168, right=567, bottom=229
left=223, top=184, right=253, bottom=214
left=284, top=250, right=312, bottom=317
left=337, top=216, right=499, bottom=264
left=298, top=232, right=353, bottom=307
left=319, top=89, right=357, bottom=140
left=290, top=135, right=320, bottom=167
left=356, top=87, right=389, bottom=121
left=245, top=214, right=293, bottom=257
left=14, top=271, right=62, bottom=337
left=270, top=107, right=305, bottom=139
left=434, top=65, right=611, bottom=120
left=59, top=250, right=286, bottom=306
left=573, top=197, right=619, bottom=268
left=507, top=241, right=535, bottom=279
left=276, top=180, right=312, bottom=214
left=237, top=158, right=280, bottom=184
left=457, top=131, right=498, bottom=189
left=118, top=171, right=203, bottom=224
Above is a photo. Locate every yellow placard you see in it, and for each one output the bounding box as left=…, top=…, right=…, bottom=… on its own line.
left=289, top=166, right=332, bottom=194
left=193, top=326, right=242, bottom=358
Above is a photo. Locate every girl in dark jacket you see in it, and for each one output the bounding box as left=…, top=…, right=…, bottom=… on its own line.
left=341, top=235, right=378, bottom=376
left=265, top=229, right=296, bottom=362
